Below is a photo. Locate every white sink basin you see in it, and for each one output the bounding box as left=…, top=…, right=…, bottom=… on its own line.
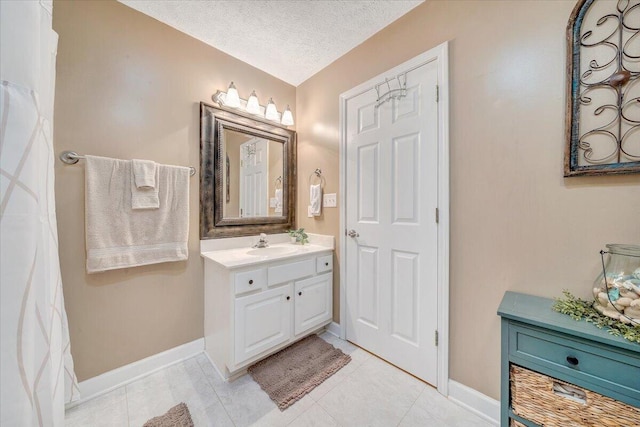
left=246, top=246, right=298, bottom=257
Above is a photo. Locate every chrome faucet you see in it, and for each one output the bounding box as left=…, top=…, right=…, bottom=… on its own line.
left=253, top=233, right=269, bottom=248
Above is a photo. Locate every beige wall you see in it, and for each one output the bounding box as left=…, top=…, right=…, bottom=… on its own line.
left=53, top=0, right=295, bottom=381
left=296, top=0, right=640, bottom=400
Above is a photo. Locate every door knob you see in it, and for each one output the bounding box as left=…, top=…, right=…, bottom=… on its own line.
left=347, top=229, right=359, bottom=238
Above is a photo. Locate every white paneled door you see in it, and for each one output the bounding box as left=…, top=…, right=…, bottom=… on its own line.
left=344, top=58, right=440, bottom=386
left=240, top=138, right=268, bottom=217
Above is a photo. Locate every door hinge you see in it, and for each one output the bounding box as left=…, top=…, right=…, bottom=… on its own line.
left=435, top=207, right=439, bottom=224
left=435, top=330, right=439, bottom=346
left=436, top=85, right=439, bottom=102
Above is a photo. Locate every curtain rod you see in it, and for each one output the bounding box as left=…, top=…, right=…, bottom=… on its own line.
left=58, top=151, right=196, bottom=176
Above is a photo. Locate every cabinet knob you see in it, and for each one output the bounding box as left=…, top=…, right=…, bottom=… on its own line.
left=286, top=296, right=290, bottom=300
left=248, top=279, right=254, bottom=285
left=325, top=262, right=329, bottom=266
left=566, top=356, right=579, bottom=366
left=298, top=291, right=302, bottom=296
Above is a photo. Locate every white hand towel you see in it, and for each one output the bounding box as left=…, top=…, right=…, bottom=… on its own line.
left=132, top=159, right=156, bottom=189
left=275, top=188, right=283, bottom=214
left=85, top=155, right=189, bottom=273
left=131, top=161, right=159, bottom=210
left=310, top=184, right=322, bottom=216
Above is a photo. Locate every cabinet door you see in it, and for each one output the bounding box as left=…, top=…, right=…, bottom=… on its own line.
left=294, top=273, right=333, bottom=336
left=234, top=284, right=292, bottom=365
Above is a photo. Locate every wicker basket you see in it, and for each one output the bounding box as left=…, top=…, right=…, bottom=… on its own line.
left=510, top=365, right=640, bottom=427
left=510, top=420, right=527, bottom=427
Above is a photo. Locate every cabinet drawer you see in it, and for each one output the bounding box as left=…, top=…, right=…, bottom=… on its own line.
left=316, top=254, right=333, bottom=273
left=509, top=324, right=640, bottom=402
left=234, top=268, right=267, bottom=295
left=268, top=258, right=315, bottom=286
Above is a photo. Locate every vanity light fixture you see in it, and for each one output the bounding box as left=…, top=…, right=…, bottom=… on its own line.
left=211, top=84, right=294, bottom=126
left=246, top=90, right=261, bottom=115
left=224, top=81, right=241, bottom=108
left=281, top=105, right=294, bottom=126
left=265, top=98, right=279, bottom=121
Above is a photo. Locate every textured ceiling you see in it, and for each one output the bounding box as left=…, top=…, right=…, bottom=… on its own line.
left=118, top=0, right=423, bottom=86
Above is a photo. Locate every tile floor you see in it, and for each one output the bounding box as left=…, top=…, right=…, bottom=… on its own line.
left=65, top=332, right=494, bottom=427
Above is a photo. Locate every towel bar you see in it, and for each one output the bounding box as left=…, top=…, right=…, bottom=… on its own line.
left=59, top=151, right=196, bottom=176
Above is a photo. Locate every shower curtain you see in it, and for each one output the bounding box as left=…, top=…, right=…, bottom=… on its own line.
left=1, top=1, right=79, bottom=426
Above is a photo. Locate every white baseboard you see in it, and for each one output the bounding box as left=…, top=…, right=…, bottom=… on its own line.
left=448, top=379, right=499, bottom=426
left=326, top=321, right=341, bottom=337
left=66, top=338, right=204, bottom=409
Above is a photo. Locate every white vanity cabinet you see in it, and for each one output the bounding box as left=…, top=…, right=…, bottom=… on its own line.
left=203, top=248, right=334, bottom=380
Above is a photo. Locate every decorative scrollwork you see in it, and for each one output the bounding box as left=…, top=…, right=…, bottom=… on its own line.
left=565, top=0, right=640, bottom=176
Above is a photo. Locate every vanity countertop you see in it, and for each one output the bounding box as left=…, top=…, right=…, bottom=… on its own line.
left=202, top=243, right=332, bottom=269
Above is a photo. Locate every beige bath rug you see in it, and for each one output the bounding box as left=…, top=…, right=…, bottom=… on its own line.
left=143, top=402, right=194, bottom=427
left=248, top=334, right=351, bottom=410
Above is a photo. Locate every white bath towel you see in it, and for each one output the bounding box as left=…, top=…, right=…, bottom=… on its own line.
left=275, top=188, right=283, bottom=214
left=85, top=155, right=190, bottom=273
left=131, top=162, right=159, bottom=210
left=310, top=184, right=322, bottom=216
left=132, top=159, right=156, bottom=189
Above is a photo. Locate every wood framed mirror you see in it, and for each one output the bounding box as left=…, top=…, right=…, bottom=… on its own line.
left=200, top=102, right=296, bottom=238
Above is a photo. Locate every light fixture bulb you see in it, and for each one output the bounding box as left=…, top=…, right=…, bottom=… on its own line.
left=246, top=90, right=261, bottom=115
left=281, top=105, right=294, bottom=126
left=225, top=81, right=240, bottom=108
left=265, top=98, right=279, bottom=121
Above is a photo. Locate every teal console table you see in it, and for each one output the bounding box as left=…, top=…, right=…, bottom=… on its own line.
left=498, top=291, right=640, bottom=427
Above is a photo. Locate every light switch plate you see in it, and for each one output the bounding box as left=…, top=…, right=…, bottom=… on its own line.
left=307, top=205, right=313, bottom=217
left=269, top=197, right=277, bottom=208
left=323, top=193, right=337, bottom=208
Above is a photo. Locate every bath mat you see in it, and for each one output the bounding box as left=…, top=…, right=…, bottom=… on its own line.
left=143, top=402, right=194, bottom=427
left=248, top=334, right=351, bottom=410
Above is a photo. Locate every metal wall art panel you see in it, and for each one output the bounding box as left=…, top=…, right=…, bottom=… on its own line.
left=565, top=0, right=640, bottom=176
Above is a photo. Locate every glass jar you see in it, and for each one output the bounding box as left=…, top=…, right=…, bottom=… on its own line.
left=592, top=244, right=640, bottom=326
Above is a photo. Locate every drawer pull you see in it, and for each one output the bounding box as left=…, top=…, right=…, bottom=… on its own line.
left=566, top=356, right=579, bottom=366
left=552, top=381, right=587, bottom=404
left=325, top=262, right=329, bottom=266
left=298, top=291, right=302, bottom=296
left=286, top=296, right=290, bottom=301
left=248, top=279, right=254, bottom=285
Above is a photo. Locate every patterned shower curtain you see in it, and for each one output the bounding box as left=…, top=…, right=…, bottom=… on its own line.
left=1, top=1, right=79, bottom=426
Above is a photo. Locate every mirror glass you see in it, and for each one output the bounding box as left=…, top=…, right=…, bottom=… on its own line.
left=222, top=129, right=284, bottom=219
left=200, top=103, right=296, bottom=239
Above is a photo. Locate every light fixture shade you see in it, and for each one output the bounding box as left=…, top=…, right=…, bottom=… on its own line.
left=281, top=105, right=294, bottom=126
left=246, top=90, right=261, bottom=115
left=265, top=98, right=279, bottom=121
left=225, top=82, right=240, bottom=108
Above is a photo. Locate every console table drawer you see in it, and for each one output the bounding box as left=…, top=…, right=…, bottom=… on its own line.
left=509, top=324, right=640, bottom=400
